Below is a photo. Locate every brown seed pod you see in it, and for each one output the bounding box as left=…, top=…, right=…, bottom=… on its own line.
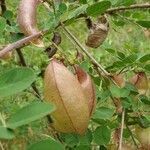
left=75, top=65, right=96, bottom=116
left=18, top=0, right=44, bottom=47
left=44, top=60, right=89, bottom=135
left=112, top=74, right=125, bottom=88
left=86, top=15, right=109, bottom=48
left=130, top=72, right=149, bottom=95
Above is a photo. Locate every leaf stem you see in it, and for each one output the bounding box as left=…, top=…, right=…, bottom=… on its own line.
left=118, top=109, right=125, bottom=150
left=106, top=3, right=150, bottom=14
left=61, top=24, right=110, bottom=77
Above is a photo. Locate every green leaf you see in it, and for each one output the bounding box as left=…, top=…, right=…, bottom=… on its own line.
left=68, top=5, right=88, bottom=19
left=3, top=10, right=13, bottom=20
left=121, top=54, right=137, bottom=64
left=78, top=130, right=93, bottom=145
left=113, top=19, right=125, bottom=26
left=144, top=64, right=150, bottom=72
left=75, top=145, right=90, bottom=150
left=117, top=51, right=125, bottom=59
left=0, top=126, right=15, bottom=139
left=105, top=48, right=115, bottom=54
left=79, top=0, right=87, bottom=4
left=61, top=133, right=79, bottom=147
left=87, top=1, right=111, bottom=17
left=0, top=68, right=36, bottom=97
left=139, top=95, right=150, bottom=105
left=93, top=107, right=114, bottom=120
left=139, top=54, right=150, bottom=63
left=94, top=126, right=111, bottom=145
left=0, top=17, right=6, bottom=31
left=110, top=85, right=130, bottom=98
left=7, top=102, right=55, bottom=129
left=136, top=21, right=150, bottom=28
left=59, top=3, right=67, bottom=13
left=27, top=138, right=64, bottom=150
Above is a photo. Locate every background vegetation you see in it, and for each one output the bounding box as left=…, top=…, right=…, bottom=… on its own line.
left=0, top=0, right=150, bottom=150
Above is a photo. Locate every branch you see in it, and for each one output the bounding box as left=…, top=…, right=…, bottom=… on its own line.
left=0, top=31, right=44, bottom=58
left=126, top=124, right=139, bottom=149
left=106, top=3, right=150, bottom=14
left=118, top=109, right=125, bottom=150
left=61, top=24, right=110, bottom=77
left=16, top=48, right=41, bottom=99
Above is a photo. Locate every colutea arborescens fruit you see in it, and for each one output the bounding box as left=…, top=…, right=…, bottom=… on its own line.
left=44, top=60, right=96, bottom=135
left=130, top=72, right=149, bottom=95
left=75, top=65, right=96, bottom=116
left=18, top=0, right=44, bottom=47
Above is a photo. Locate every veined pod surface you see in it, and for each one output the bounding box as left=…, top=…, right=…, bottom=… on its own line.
left=130, top=72, right=149, bottom=95
left=18, top=0, right=44, bottom=47
left=44, top=60, right=89, bottom=135
left=86, top=16, right=109, bottom=48
left=75, top=65, right=96, bottom=116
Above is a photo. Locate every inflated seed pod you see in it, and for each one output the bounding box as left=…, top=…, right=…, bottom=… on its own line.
left=75, top=65, right=96, bottom=116
left=44, top=60, right=89, bottom=135
left=86, top=15, right=109, bottom=48
left=18, top=0, right=44, bottom=47
left=112, top=74, right=125, bottom=88
left=130, top=72, right=149, bottom=95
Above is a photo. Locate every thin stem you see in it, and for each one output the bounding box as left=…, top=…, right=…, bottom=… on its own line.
left=126, top=124, right=139, bottom=149
left=106, top=3, right=150, bottom=14
left=16, top=48, right=41, bottom=99
left=0, top=142, right=5, bottom=150
left=118, top=109, right=125, bottom=150
left=61, top=24, right=110, bottom=77
left=0, top=113, right=6, bottom=127
left=0, top=31, right=44, bottom=58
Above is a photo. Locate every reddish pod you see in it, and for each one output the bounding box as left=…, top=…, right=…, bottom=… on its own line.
left=44, top=60, right=89, bottom=135
left=74, top=65, right=96, bottom=116
left=130, top=72, right=149, bottom=95
left=18, top=0, right=44, bottom=47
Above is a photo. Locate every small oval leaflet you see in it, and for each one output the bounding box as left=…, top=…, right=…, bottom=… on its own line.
left=7, top=101, right=55, bottom=129
left=27, top=138, right=64, bottom=150
left=0, top=67, right=36, bottom=97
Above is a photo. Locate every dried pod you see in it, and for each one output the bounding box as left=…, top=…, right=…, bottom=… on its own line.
left=75, top=65, right=96, bottom=116
left=86, top=16, right=109, bottom=48
left=45, top=32, right=62, bottom=58
left=112, top=74, right=125, bottom=88
left=44, top=60, right=89, bottom=135
left=136, top=127, right=150, bottom=149
left=130, top=72, right=149, bottom=95
left=18, top=0, right=44, bottom=47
